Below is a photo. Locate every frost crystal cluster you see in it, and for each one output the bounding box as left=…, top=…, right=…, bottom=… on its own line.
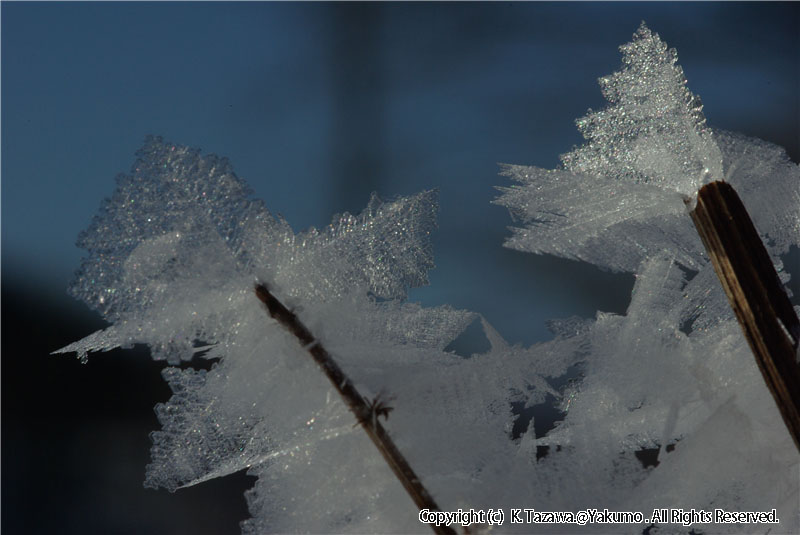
left=59, top=22, right=800, bottom=535
left=496, top=23, right=800, bottom=532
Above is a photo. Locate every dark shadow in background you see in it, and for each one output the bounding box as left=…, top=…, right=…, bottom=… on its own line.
left=326, top=3, right=387, bottom=212
left=2, top=276, right=255, bottom=534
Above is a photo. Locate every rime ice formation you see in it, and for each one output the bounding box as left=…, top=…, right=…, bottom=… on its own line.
left=57, top=136, right=555, bottom=532
left=496, top=23, right=800, bottom=534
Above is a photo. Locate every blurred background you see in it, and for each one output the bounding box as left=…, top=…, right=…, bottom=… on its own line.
left=2, top=3, right=798, bottom=534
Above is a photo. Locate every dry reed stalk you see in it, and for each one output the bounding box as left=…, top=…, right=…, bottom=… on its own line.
left=255, top=283, right=461, bottom=535
left=689, top=181, right=800, bottom=453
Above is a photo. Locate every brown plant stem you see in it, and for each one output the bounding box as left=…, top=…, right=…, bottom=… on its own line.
left=254, top=283, right=460, bottom=535
left=689, top=181, right=800, bottom=453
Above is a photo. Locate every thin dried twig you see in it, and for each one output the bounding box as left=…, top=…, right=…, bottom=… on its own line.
left=689, top=181, right=800, bottom=453
left=254, top=283, right=460, bottom=535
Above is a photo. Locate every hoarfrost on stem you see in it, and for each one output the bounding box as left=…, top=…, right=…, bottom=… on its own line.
left=57, top=136, right=555, bottom=532
left=496, top=22, right=800, bottom=533
left=56, top=20, right=800, bottom=535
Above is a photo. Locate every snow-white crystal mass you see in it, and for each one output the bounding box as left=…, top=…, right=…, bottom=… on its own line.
left=58, top=21, right=800, bottom=535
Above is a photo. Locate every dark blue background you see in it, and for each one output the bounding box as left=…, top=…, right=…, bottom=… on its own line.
left=2, top=3, right=798, bottom=533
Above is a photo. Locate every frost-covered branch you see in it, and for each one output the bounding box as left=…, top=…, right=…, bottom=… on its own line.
left=56, top=21, right=800, bottom=535
left=55, top=135, right=535, bottom=533
left=495, top=22, right=800, bottom=533
left=254, top=282, right=457, bottom=535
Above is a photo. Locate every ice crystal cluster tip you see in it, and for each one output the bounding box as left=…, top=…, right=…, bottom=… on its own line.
left=565, top=22, right=724, bottom=196
left=496, top=24, right=799, bottom=273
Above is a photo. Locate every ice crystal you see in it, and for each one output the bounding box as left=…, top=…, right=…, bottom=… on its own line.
left=60, top=137, right=440, bottom=362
